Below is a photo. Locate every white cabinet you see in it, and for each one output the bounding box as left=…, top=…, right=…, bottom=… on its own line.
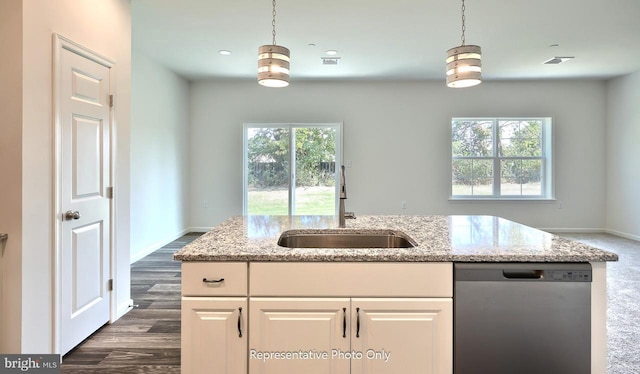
left=351, top=298, right=452, bottom=374
left=248, top=263, right=453, bottom=374
left=182, top=297, right=247, bottom=374
left=249, top=297, right=452, bottom=374
left=181, top=262, right=248, bottom=374
left=181, top=262, right=453, bottom=374
left=249, top=298, right=351, bottom=374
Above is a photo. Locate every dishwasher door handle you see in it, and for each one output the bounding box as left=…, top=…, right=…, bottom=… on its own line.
left=502, top=269, right=544, bottom=279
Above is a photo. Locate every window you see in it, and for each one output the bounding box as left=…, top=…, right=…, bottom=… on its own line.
left=451, top=118, right=553, bottom=199
left=243, top=123, right=342, bottom=215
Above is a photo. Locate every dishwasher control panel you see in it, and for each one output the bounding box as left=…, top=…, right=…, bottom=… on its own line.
left=455, top=263, right=592, bottom=282
left=544, top=270, right=591, bottom=282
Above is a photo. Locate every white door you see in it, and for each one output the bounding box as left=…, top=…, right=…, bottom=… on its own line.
left=57, top=39, right=112, bottom=355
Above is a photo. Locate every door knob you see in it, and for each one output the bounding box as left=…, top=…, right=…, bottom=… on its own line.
left=64, top=210, right=81, bottom=220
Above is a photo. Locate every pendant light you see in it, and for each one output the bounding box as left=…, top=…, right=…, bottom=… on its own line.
left=446, top=0, right=482, bottom=88
left=258, top=0, right=290, bottom=87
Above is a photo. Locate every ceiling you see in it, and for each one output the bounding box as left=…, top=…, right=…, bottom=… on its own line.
left=132, top=0, right=640, bottom=82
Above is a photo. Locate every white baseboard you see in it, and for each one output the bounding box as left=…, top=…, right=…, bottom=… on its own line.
left=188, top=226, right=212, bottom=232
left=114, top=300, right=133, bottom=321
left=605, top=229, right=640, bottom=242
left=540, top=228, right=607, bottom=234
left=130, top=228, right=190, bottom=264
left=539, top=228, right=606, bottom=234
left=542, top=227, right=640, bottom=242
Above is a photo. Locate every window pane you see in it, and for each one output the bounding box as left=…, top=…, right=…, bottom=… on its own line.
left=472, top=160, right=493, bottom=195
left=247, top=128, right=290, bottom=214
left=500, top=159, right=542, bottom=196
left=452, top=160, right=473, bottom=195
left=452, top=120, right=493, bottom=157
left=452, top=159, right=493, bottom=196
left=294, top=128, right=337, bottom=215
left=499, top=120, right=542, bottom=157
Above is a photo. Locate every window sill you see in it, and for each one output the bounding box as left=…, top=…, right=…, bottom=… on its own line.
left=449, top=197, right=556, bottom=202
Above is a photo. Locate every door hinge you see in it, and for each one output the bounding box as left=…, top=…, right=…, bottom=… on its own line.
left=109, top=94, right=114, bottom=108
left=106, top=187, right=113, bottom=199
left=108, top=279, right=114, bottom=291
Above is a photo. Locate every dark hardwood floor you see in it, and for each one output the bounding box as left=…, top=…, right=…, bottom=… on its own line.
left=61, top=232, right=203, bottom=374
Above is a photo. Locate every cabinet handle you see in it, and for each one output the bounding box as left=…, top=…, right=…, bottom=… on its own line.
left=238, top=307, right=243, bottom=338
left=356, top=307, right=360, bottom=338
left=342, top=307, right=347, bottom=338
left=202, top=277, right=225, bottom=283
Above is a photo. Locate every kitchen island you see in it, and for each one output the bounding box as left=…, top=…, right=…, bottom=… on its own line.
left=174, top=215, right=618, bottom=374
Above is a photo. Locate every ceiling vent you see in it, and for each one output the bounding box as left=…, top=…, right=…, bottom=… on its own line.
left=543, top=56, right=574, bottom=65
left=322, top=57, right=341, bottom=65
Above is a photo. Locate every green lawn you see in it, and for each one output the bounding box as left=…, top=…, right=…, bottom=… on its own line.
left=248, top=186, right=335, bottom=215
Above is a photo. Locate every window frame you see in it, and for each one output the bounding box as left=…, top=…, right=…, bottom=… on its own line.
left=450, top=117, right=554, bottom=200
left=242, top=122, right=343, bottom=215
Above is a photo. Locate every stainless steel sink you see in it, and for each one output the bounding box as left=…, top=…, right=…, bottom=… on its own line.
left=277, top=229, right=417, bottom=248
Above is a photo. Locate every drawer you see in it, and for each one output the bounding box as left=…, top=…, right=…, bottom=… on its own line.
left=249, top=262, right=452, bottom=297
left=182, top=262, right=248, bottom=296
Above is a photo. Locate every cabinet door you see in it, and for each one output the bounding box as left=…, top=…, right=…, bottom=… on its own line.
left=250, top=297, right=351, bottom=374
left=351, top=298, right=453, bottom=374
left=182, top=297, right=247, bottom=374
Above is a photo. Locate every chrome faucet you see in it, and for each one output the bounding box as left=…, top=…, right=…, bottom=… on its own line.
left=339, top=165, right=346, bottom=227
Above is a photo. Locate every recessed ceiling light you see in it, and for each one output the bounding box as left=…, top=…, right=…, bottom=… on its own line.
left=218, top=50, right=232, bottom=55
left=326, top=50, right=338, bottom=56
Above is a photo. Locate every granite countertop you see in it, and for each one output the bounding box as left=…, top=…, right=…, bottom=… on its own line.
left=173, top=215, right=619, bottom=263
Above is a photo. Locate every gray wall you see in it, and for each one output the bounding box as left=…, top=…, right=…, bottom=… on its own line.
left=131, top=51, right=191, bottom=262
left=188, top=79, right=608, bottom=232
left=606, top=72, right=640, bottom=240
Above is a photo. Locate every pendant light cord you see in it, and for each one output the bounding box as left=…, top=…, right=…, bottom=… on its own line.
left=461, top=0, right=466, bottom=46
left=272, top=0, right=277, bottom=45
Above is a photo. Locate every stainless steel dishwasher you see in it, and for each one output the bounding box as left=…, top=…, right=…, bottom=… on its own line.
left=454, top=263, right=592, bottom=374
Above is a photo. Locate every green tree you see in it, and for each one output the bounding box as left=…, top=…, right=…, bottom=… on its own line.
left=247, top=127, right=336, bottom=188
left=295, top=128, right=336, bottom=186
left=499, top=121, right=542, bottom=184
left=452, top=120, right=493, bottom=185
left=247, top=128, right=290, bottom=187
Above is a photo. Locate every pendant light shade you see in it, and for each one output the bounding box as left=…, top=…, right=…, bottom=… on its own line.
left=446, top=45, right=482, bottom=88
left=446, top=0, right=482, bottom=88
left=258, top=0, right=290, bottom=87
left=258, top=45, right=290, bottom=87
